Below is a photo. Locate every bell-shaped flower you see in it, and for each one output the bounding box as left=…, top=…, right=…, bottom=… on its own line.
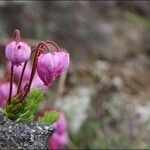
left=0, top=82, right=17, bottom=107
left=30, top=73, right=48, bottom=91
left=20, top=73, right=48, bottom=92
left=37, top=51, right=70, bottom=86
left=7, top=61, right=32, bottom=81
left=5, top=41, right=31, bottom=66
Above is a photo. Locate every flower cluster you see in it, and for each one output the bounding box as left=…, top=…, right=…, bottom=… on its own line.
left=0, top=29, right=70, bottom=107
left=0, top=29, right=70, bottom=150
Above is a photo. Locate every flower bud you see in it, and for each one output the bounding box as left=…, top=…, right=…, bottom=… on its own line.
left=5, top=41, right=31, bottom=66
left=0, top=82, right=17, bottom=107
left=37, top=51, right=70, bottom=86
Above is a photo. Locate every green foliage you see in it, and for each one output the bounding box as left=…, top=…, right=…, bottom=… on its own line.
left=4, top=88, right=58, bottom=124
left=5, top=89, right=44, bottom=122
left=38, top=110, right=59, bottom=124
left=17, top=89, right=44, bottom=122
left=5, top=96, right=26, bottom=120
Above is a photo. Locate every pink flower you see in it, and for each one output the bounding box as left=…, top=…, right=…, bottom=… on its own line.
left=20, top=72, right=48, bottom=91
left=48, top=112, right=68, bottom=150
left=5, top=41, right=31, bottom=66
left=30, top=73, right=48, bottom=91
left=49, top=132, right=68, bottom=150
left=37, top=51, right=70, bottom=86
left=53, top=112, right=67, bottom=134
left=7, top=61, right=32, bottom=81
left=0, top=82, right=17, bottom=107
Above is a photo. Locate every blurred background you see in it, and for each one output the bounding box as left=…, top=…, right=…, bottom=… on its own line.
left=0, top=1, right=150, bottom=149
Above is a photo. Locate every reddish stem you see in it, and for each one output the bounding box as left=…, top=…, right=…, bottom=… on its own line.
left=45, top=40, right=60, bottom=51
left=20, top=41, right=59, bottom=100
left=38, top=41, right=50, bottom=52
left=21, top=44, right=42, bottom=100
left=17, top=61, right=28, bottom=95
left=8, top=62, right=14, bottom=105
left=31, top=47, right=45, bottom=54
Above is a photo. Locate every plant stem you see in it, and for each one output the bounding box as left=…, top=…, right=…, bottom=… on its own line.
left=17, top=61, right=28, bottom=95
left=45, top=40, right=60, bottom=51
left=21, top=44, right=42, bottom=100
left=8, top=62, right=14, bottom=105
left=13, top=29, right=20, bottom=44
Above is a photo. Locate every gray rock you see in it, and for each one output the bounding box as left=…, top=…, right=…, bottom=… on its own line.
left=0, top=112, right=55, bottom=149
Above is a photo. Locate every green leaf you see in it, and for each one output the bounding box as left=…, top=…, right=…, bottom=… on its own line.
left=17, top=114, right=34, bottom=122
left=38, top=111, right=59, bottom=124
left=17, top=88, right=44, bottom=122
left=5, top=88, right=44, bottom=122
left=11, top=103, right=23, bottom=113
left=11, top=96, right=21, bottom=105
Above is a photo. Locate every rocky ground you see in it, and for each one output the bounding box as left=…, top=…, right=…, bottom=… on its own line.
left=0, top=112, right=54, bottom=149
left=0, top=1, right=150, bottom=149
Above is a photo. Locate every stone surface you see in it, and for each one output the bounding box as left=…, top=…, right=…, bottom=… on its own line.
left=0, top=112, right=54, bottom=149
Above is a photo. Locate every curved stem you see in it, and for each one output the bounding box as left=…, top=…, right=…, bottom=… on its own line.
left=31, top=42, right=49, bottom=54
left=17, top=61, right=28, bottom=95
left=8, top=62, right=14, bottom=105
left=20, top=40, right=59, bottom=100
left=45, top=40, right=60, bottom=51
left=39, top=41, right=50, bottom=51
left=31, top=47, right=45, bottom=54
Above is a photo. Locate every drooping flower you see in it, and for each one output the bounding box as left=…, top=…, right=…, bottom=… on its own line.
left=19, top=72, right=48, bottom=92
left=0, top=82, right=17, bottom=107
left=48, top=112, right=68, bottom=150
left=30, top=73, right=48, bottom=91
left=7, top=61, right=32, bottom=81
left=5, top=41, right=31, bottom=66
left=37, top=51, right=70, bottom=86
